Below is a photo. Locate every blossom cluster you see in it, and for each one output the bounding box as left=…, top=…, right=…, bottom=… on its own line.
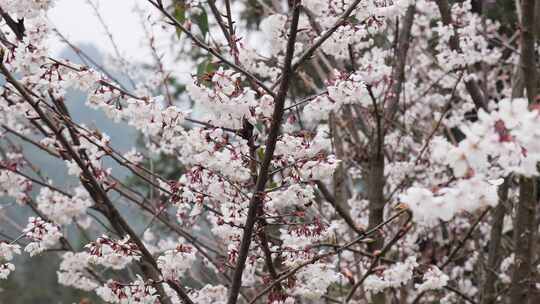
left=57, top=252, right=99, bottom=291
left=415, top=266, right=449, bottom=293
left=85, top=235, right=141, bottom=270
left=96, top=277, right=158, bottom=304
left=36, top=186, right=92, bottom=225
left=0, top=0, right=538, bottom=303
left=157, top=244, right=196, bottom=281
left=364, top=257, right=418, bottom=294
left=0, top=242, right=21, bottom=280
left=23, top=217, right=62, bottom=256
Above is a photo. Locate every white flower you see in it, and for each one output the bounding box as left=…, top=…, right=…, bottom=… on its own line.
left=497, top=98, right=530, bottom=129
left=36, top=186, right=92, bottom=225
left=157, top=245, right=196, bottom=280
left=123, top=148, right=144, bottom=164
left=300, top=156, right=340, bottom=180
left=65, top=160, right=82, bottom=176
left=86, top=235, right=141, bottom=270
left=0, top=243, right=21, bottom=261
left=365, top=257, right=417, bottom=293
left=57, top=252, right=98, bottom=291
left=259, top=14, right=288, bottom=56
left=23, top=217, right=62, bottom=256
left=400, top=188, right=454, bottom=225
left=212, top=68, right=239, bottom=96
left=0, top=168, right=31, bottom=204
left=267, top=183, right=315, bottom=211
left=293, top=263, right=343, bottom=299
left=191, top=285, right=228, bottom=304
left=499, top=254, right=514, bottom=284
left=0, top=0, right=55, bottom=19
left=96, top=276, right=158, bottom=304
left=327, top=75, right=368, bottom=107
left=0, top=263, right=15, bottom=280
left=415, top=266, right=449, bottom=292
left=401, top=174, right=498, bottom=226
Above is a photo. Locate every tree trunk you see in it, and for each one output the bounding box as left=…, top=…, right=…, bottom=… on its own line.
left=509, top=1, right=538, bottom=303
left=480, top=181, right=508, bottom=304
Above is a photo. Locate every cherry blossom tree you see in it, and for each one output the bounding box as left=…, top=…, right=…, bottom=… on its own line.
left=1, top=0, right=540, bottom=303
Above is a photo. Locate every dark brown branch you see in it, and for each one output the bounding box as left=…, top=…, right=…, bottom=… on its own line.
left=249, top=210, right=410, bottom=304
left=290, top=0, right=363, bottom=73
left=0, top=165, right=72, bottom=198
left=434, top=0, right=487, bottom=110
left=480, top=180, right=508, bottom=304
left=344, top=211, right=412, bottom=302
left=413, top=207, right=491, bottom=304
left=385, top=5, right=416, bottom=120
left=226, top=2, right=302, bottom=303
left=315, top=180, right=363, bottom=236
left=509, top=1, right=539, bottom=303
left=510, top=176, right=538, bottom=304
left=0, top=62, right=192, bottom=304
left=0, top=8, right=25, bottom=40
left=441, top=208, right=491, bottom=269
left=445, top=285, right=478, bottom=304
left=147, top=0, right=274, bottom=97
left=207, top=0, right=234, bottom=54
left=364, top=83, right=385, bottom=304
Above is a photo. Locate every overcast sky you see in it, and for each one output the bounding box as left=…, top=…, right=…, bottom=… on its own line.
left=48, top=0, right=151, bottom=61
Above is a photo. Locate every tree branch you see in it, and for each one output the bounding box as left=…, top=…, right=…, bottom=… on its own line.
left=434, top=0, right=487, bottom=110
left=147, top=0, right=274, bottom=97
left=226, top=2, right=302, bottom=303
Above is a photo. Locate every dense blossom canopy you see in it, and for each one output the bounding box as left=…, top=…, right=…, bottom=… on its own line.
left=0, top=0, right=539, bottom=303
